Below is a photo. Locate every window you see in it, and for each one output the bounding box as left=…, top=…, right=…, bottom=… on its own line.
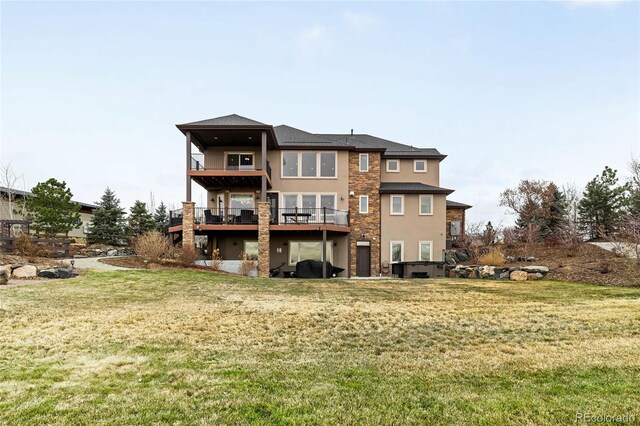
left=283, top=194, right=297, bottom=210
left=320, top=194, right=336, bottom=223
left=419, top=241, right=432, bottom=261
left=244, top=241, right=259, bottom=260
left=414, top=160, right=426, bottom=173
left=386, top=159, right=399, bottom=172
left=282, top=151, right=337, bottom=178
left=282, top=152, right=298, bottom=177
left=419, top=194, right=433, bottom=215
left=359, top=195, right=369, bottom=213
left=301, top=152, right=317, bottom=177
left=227, top=153, right=254, bottom=171
left=289, top=241, right=333, bottom=265
left=390, top=195, right=404, bottom=215
left=359, top=153, right=369, bottom=172
left=230, top=193, right=254, bottom=209
left=320, top=152, right=336, bottom=177
left=390, top=241, right=404, bottom=263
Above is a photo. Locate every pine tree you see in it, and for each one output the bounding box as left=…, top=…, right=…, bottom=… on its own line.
left=154, top=201, right=169, bottom=234
left=127, top=200, right=155, bottom=238
left=25, top=178, right=81, bottom=237
left=578, top=166, right=630, bottom=239
left=87, top=187, right=126, bottom=245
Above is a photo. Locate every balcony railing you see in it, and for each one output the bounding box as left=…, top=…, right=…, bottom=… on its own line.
left=190, top=154, right=271, bottom=179
left=168, top=207, right=350, bottom=228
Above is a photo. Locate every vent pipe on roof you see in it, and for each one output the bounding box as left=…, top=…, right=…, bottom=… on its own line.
left=350, top=129, right=353, bottom=136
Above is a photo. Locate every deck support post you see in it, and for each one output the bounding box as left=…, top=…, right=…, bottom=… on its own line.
left=257, top=201, right=271, bottom=277
left=322, top=228, right=327, bottom=279
left=186, top=131, right=192, bottom=202
left=261, top=131, right=267, bottom=202
left=182, top=201, right=195, bottom=249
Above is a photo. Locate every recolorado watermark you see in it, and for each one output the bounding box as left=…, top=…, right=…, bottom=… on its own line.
left=576, top=413, right=636, bottom=423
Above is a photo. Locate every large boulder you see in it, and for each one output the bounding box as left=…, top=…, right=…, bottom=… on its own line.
left=521, top=266, right=549, bottom=274
left=480, top=265, right=496, bottom=278
left=444, top=253, right=457, bottom=266
left=510, top=270, right=528, bottom=281
left=527, top=273, right=543, bottom=281
left=12, top=265, right=37, bottom=278
left=57, top=268, right=78, bottom=279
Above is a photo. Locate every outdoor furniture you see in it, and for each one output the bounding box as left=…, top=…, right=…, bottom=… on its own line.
left=282, top=212, right=311, bottom=224
left=240, top=209, right=255, bottom=224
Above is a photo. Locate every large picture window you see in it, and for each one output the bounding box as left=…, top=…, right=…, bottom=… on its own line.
left=289, top=241, right=333, bottom=265
left=230, top=193, right=254, bottom=209
left=281, top=151, right=337, bottom=178
left=281, top=193, right=337, bottom=222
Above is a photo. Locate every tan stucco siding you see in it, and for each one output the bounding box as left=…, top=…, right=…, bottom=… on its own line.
left=380, top=159, right=440, bottom=186
left=380, top=193, right=447, bottom=265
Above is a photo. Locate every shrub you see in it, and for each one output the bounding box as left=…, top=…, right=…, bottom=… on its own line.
left=134, top=230, right=172, bottom=263
left=210, top=248, right=223, bottom=271
left=14, top=234, right=51, bottom=258
left=238, top=251, right=256, bottom=276
left=478, top=248, right=505, bottom=266
left=176, top=245, right=196, bottom=267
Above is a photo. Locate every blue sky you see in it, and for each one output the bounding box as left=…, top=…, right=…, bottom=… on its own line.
left=1, top=1, right=638, bottom=226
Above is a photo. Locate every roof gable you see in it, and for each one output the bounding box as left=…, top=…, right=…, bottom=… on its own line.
left=179, top=114, right=267, bottom=127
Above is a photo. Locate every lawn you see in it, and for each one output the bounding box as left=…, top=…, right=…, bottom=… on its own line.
left=1, top=271, right=639, bottom=425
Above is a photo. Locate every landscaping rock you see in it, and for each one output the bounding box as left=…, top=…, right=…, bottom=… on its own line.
left=57, top=268, right=77, bottom=279
left=0, top=270, right=8, bottom=285
left=527, top=273, right=543, bottom=281
left=480, top=265, right=495, bottom=278
left=445, top=253, right=457, bottom=266
left=521, top=266, right=550, bottom=274
left=455, top=249, right=470, bottom=262
left=12, top=265, right=37, bottom=278
left=510, top=270, right=528, bottom=281
left=499, top=271, right=510, bottom=280
left=106, top=249, right=118, bottom=256
left=458, top=269, right=469, bottom=278
left=38, top=269, right=60, bottom=279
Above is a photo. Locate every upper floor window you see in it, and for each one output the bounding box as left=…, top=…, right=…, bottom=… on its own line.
left=282, top=151, right=336, bottom=178
left=386, top=159, right=399, bottom=172
left=359, top=154, right=369, bottom=172
left=359, top=195, right=369, bottom=214
left=390, top=195, right=404, bottom=215
left=227, top=153, right=254, bottom=171
left=419, top=194, right=433, bottom=215
left=414, top=160, right=427, bottom=173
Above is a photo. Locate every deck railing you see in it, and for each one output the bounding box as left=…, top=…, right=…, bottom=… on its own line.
left=169, top=207, right=350, bottom=227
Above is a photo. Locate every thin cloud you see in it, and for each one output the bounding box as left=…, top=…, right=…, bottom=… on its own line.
left=296, top=25, right=329, bottom=55
left=343, top=10, right=378, bottom=33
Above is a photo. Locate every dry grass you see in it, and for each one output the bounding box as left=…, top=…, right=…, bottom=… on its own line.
left=1, top=271, right=639, bottom=424
left=477, top=247, right=506, bottom=266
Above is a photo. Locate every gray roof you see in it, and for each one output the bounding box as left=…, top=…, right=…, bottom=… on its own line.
left=446, top=200, right=472, bottom=209
left=274, top=125, right=351, bottom=147
left=178, top=114, right=268, bottom=127
left=380, top=182, right=454, bottom=195
left=0, top=186, right=98, bottom=209
left=319, top=134, right=444, bottom=158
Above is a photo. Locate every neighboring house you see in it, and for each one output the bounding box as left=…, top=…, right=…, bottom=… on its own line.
left=170, top=114, right=471, bottom=277
left=0, top=186, right=97, bottom=243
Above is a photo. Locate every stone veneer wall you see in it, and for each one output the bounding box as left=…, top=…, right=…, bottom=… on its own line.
left=257, top=201, right=271, bottom=278
left=446, top=207, right=466, bottom=239
left=348, top=152, right=381, bottom=276
left=182, top=201, right=195, bottom=249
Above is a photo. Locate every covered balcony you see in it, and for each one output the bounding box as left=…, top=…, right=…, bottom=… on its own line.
left=189, top=153, right=272, bottom=190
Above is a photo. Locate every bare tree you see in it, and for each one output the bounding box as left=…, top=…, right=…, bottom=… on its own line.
left=0, top=162, right=27, bottom=220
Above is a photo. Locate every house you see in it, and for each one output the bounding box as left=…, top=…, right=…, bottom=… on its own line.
left=0, top=186, right=98, bottom=243
left=169, top=114, right=471, bottom=277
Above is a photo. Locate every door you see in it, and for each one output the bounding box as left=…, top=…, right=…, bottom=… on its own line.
left=267, top=192, right=279, bottom=224
left=356, top=244, right=371, bottom=277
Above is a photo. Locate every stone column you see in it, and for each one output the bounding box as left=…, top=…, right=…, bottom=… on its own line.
left=257, top=201, right=271, bottom=278
left=182, top=201, right=195, bottom=249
